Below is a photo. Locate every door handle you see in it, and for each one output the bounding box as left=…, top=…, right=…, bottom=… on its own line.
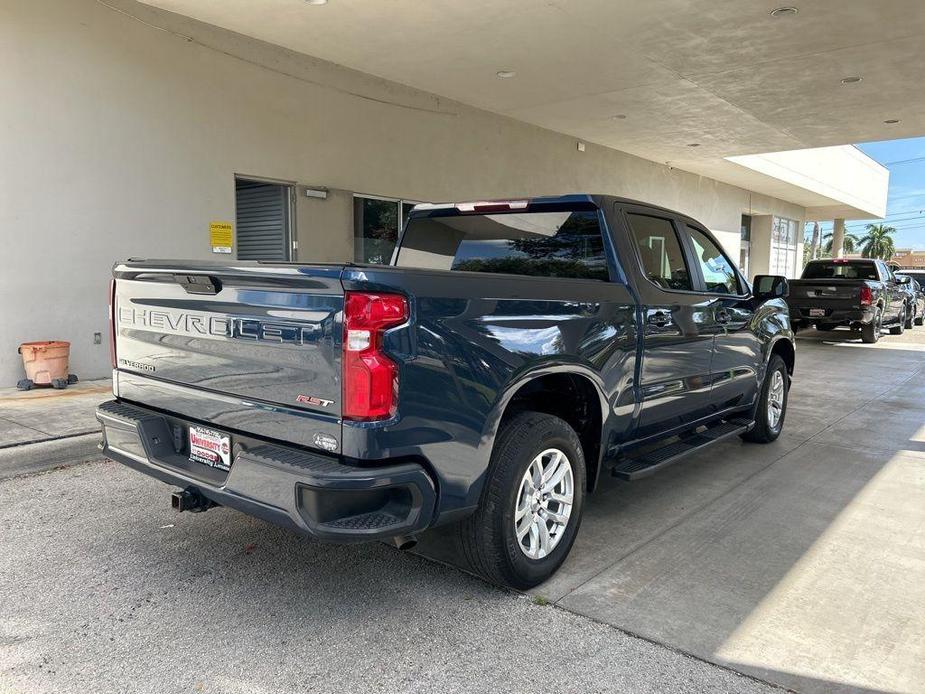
left=648, top=310, right=671, bottom=328
left=716, top=309, right=730, bottom=324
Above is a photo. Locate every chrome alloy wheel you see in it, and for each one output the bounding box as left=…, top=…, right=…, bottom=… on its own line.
left=767, top=370, right=785, bottom=429
left=514, top=448, right=574, bottom=559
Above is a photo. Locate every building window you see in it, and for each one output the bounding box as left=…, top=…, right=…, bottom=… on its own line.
left=739, top=215, right=752, bottom=276
left=771, top=216, right=799, bottom=278
left=353, top=195, right=419, bottom=264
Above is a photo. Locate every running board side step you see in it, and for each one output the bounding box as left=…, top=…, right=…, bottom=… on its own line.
left=610, top=419, right=753, bottom=481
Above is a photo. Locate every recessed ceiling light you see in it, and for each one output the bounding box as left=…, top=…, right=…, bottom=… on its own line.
left=304, top=0, right=328, bottom=4
left=769, top=6, right=798, bottom=17
left=840, top=76, right=862, bottom=84
left=687, top=143, right=700, bottom=147
left=884, top=119, right=901, bottom=124
left=496, top=70, right=516, bottom=79
left=611, top=114, right=627, bottom=120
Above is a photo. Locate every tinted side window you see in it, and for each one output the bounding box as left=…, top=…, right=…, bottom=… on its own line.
left=626, top=213, right=692, bottom=291
left=397, top=210, right=609, bottom=281
left=686, top=226, right=740, bottom=294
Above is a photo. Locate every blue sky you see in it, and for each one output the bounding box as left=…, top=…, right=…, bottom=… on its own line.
left=810, top=137, right=925, bottom=249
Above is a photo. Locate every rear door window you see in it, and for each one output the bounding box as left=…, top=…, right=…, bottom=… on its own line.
left=396, top=209, right=610, bottom=280
left=625, top=213, right=693, bottom=291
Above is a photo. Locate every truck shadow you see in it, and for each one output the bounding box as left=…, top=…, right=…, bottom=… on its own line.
left=415, top=337, right=925, bottom=693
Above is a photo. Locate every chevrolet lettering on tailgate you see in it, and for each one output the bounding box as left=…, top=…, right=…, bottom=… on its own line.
left=118, top=307, right=321, bottom=344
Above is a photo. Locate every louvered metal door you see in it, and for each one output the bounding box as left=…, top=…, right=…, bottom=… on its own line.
left=235, top=179, right=291, bottom=260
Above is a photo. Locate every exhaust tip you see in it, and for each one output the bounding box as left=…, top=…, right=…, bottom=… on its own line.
left=390, top=535, right=418, bottom=551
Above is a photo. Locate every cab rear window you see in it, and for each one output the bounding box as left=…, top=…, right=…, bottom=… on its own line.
left=802, top=261, right=878, bottom=280
left=396, top=210, right=609, bottom=281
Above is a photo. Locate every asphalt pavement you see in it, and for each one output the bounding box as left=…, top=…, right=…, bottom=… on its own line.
left=0, top=461, right=778, bottom=694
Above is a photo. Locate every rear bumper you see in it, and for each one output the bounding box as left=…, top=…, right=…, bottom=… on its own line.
left=789, top=306, right=875, bottom=325
left=96, top=400, right=436, bottom=542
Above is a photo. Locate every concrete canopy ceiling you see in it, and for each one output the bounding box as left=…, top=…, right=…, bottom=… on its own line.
left=139, top=0, right=923, bottom=213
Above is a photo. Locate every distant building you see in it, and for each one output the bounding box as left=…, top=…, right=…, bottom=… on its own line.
left=892, top=249, right=925, bottom=269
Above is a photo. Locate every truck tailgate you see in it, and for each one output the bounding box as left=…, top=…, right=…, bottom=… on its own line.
left=788, top=280, right=864, bottom=302
left=112, top=261, right=344, bottom=445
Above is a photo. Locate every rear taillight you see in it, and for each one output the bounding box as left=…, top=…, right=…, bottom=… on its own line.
left=108, top=279, right=117, bottom=368
left=859, top=285, right=873, bottom=306
left=342, top=292, right=408, bottom=421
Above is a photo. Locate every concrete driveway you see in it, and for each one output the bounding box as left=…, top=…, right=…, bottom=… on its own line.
left=418, top=326, right=925, bottom=693
left=1, top=329, right=923, bottom=693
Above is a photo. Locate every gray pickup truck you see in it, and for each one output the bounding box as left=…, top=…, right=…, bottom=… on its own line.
left=787, top=258, right=911, bottom=342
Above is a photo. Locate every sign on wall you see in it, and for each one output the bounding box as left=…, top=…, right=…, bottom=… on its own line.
left=210, top=221, right=233, bottom=254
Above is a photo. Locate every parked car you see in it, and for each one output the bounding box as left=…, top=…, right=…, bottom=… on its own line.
left=96, top=194, right=795, bottom=589
left=896, top=271, right=925, bottom=326
left=788, top=258, right=911, bottom=342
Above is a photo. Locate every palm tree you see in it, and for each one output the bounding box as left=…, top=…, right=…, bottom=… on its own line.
left=822, top=231, right=859, bottom=255
left=859, top=224, right=897, bottom=260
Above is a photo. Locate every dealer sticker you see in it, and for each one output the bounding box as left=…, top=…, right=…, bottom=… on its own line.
left=189, top=425, right=232, bottom=470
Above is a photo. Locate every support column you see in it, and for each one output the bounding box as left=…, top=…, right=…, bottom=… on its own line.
left=832, top=218, right=846, bottom=258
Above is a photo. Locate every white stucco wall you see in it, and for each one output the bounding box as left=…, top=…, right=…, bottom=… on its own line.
left=0, top=0, right=806, bottom=384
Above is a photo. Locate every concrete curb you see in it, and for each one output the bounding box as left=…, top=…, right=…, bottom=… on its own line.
left=0, top=432, right=104, bottom=481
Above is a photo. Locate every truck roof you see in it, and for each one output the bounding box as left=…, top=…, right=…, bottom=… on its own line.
left=408, top=194, right=691, bottom=221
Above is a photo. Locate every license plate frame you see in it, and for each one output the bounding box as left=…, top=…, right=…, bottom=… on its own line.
left=809, top=308, right=826, bottom=317
left=188, top=425, right=232, bottom=471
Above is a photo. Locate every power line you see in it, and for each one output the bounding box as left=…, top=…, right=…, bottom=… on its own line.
left=887, top=192, right=925, bottom=202
left=845, top=215, right=925, bottom=229
left=883, top=155, right=925, bottom=167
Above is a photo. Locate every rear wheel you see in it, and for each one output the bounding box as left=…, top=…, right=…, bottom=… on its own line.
left=916, top=310, right=924, bottom=327
left=742, top=354, right=788, bottom=444
left=861, top=308, right=882, bottom=343
left=905, top=304, right=915, bottom=330
left=456, top=412, right=585, bottom=589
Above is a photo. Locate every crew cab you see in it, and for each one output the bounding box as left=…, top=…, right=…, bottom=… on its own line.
left=97, top=194, right=795, bottom=588
left=787, top=258, right=911, bottom=342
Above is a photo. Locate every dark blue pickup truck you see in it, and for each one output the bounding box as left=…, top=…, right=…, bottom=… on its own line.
left=97, top=194, right=794, bottom=588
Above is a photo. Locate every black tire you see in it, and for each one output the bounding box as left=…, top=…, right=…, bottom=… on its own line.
left=51, top=378, right=68, bottom=390
left=456, top=412, right=586, bottom=589
left=890, top=305, right=906, bottom=335
left=916, top=311, right=924, bottom=327
left=741, top=354, right=788, bottom=444
left=904, top=305, right=914, bottom=330
left=16, top=379, right=33, bottom=391
left=861, top=307, right=882, bottom=343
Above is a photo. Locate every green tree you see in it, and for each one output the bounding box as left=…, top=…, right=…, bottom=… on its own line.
left=858, top=223, right=897, bottom=260
left=821, top=231, right=859, bottom=255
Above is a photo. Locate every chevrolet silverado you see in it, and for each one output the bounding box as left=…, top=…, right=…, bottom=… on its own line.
left=97, top=194, right=795, bottom=588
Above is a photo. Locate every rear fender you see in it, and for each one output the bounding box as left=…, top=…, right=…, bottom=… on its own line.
left=467, top=363, right=610, bottom=506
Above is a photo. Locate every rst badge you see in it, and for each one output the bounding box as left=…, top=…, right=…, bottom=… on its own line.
left=296, top=394, right=334, bottom=407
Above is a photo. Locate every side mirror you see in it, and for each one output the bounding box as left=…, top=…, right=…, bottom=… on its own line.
left=753, top=274, right=789, bottom=300
left=897, top=275, right=911, bottom=285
